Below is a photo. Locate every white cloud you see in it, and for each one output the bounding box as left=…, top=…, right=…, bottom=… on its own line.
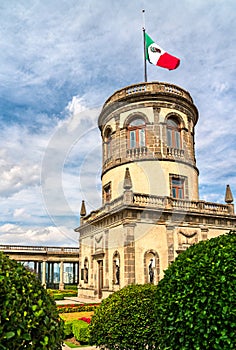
left=0, top=223, right=79, bottom=246
left=0, top=0, right=235, bottom=246
left=13, top=208, right=30, bottom=219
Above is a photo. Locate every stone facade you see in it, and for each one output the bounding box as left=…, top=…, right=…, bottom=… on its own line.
left=75, top=82, right=236, bottom=300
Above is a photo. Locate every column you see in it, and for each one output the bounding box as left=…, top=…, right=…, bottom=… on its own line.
left=42, top=261, right=46, bottom=288
left=59, top=261, right=64, bottom=290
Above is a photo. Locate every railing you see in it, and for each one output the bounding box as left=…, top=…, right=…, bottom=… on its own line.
left=102, top=82, right=193, bottom=109
left=134, top=194, right=232, bottom=214
left=126, top=146, right=148, bottom=158
left=126, top=84, right=147, bottom=94
left=84, top=195, right=125, bottom=223
left=0, top=245, right=80, bottom=254
left=167, top=147, right=184, bottom=157
left=82, top=193, right=233, bottom=224
left=133, top=194, right=165, bottom=207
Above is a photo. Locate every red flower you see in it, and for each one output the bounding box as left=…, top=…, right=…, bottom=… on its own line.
left=78, top=317, right=91, bottom=324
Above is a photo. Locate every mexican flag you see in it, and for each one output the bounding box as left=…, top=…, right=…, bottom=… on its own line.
left=145, top=33, right=180, bottom=70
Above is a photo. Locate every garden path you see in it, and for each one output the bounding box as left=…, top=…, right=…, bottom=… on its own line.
left=56, top=296, right=101, bottom=305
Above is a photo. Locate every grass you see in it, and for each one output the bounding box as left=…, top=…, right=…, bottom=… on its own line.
left=64, top=341, right=91, bottom=348
left=64, top=341, right=80, bottom=348
left=60, top=311, right=94, bottom=322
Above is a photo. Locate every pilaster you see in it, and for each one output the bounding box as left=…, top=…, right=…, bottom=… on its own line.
left=123, top=223, right=136, bottom=285
left=166, top=225, right=175, bottom=265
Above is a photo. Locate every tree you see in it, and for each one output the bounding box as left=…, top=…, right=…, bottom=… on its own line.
left=0, top=252, right=64, bottom=349
left=89, top=284, right=157, bottom=349
left=154, top=231, right=236, bottom=350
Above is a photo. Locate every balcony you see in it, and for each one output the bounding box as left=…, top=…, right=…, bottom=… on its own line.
left=167, top=147, right=184, bottom=157
left=81, top=193, right=234, bottom=226
left=126, top=146, right=148, bottom=158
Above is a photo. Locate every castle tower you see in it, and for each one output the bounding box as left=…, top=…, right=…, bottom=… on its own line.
left=75, top=82, right=235, bottom=300
left=99, top=82, right=199, bottom=204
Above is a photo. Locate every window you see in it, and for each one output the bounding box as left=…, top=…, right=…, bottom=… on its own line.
left=104, top=128, right=112, bottom=159
left=128, top=118, right=146, bottom=148
left=171, top=177, right=185, bottom=199
left=166, top=118, right=181, bottom=149
left=103, top=182, right=111, bottom=203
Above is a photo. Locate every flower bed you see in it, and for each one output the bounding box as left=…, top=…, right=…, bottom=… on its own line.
left=78, top=317, right=91, bottom=324
left=57, top=303, right=99, bottom=313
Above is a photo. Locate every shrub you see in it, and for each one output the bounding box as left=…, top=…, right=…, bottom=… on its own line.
left=64, top=321, right=74, bottom=338
left=89, top=283, right=157, bottom=349
left=0, top=252, right=64, bottom=349
left=72, top=320, right=90, bottom=343
left=154, top=231, right=236, bottom=350
left=64, top=284, right=78, bottom=290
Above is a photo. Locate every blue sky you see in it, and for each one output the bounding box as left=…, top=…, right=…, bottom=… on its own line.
left=0, top=0, right=235, bottom=246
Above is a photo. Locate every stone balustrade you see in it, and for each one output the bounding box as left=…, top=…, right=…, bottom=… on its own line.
left=167, top=147, right=184, bottom=157
left=102, top=82, right=193, bottom=109
left=83, top=192, right=234, bottom=224
left=0, top=245, right=80, bottom=254
left=126, top=146, right=148, bottom=158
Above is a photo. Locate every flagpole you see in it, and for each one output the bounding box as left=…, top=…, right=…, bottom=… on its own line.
left=142, top=9, right=147, bottom=82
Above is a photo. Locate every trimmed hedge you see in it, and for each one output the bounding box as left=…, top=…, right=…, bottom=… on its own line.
left=72, top=320, right=90, bottom=343
left=89, top=284, right=157, bottom=349
left=154, top=231, right=236, bottom=349
left=64, top=321, right=74, bottom=338
left=0, top=252, right=64, bottom=349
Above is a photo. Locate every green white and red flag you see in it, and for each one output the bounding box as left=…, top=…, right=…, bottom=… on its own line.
left=145, top=32, right=180, bottom=70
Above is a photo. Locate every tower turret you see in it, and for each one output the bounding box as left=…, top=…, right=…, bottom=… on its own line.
left=99, top=81, right=199, bottom=204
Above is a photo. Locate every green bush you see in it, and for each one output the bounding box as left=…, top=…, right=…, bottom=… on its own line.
left=0, top=252, right=64, bottom=349
left=64, top=321, right=74, bottom=338
left=154, top=231, right=236, bottom=350
left=64, top=284, right=78, bottom=290
left=52, top=293, right=65, bottom=300
left=89, top=284, right=157, bottom=349
left=72, top=320, right=90, bottom=343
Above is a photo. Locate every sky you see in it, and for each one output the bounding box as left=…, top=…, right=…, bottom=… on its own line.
left=0, top=0, right=235, bottom=247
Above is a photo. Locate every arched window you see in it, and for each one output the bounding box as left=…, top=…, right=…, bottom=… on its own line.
left=104, top=128, right=112, bottom=159
left=166, top=118, right=181, bottom=149
left=128, top=118, right=146, bottom=148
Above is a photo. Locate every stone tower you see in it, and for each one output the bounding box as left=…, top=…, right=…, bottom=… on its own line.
left=75, top=82, right=235, bottom=300
left=100, top=82, right=199, bottom=204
